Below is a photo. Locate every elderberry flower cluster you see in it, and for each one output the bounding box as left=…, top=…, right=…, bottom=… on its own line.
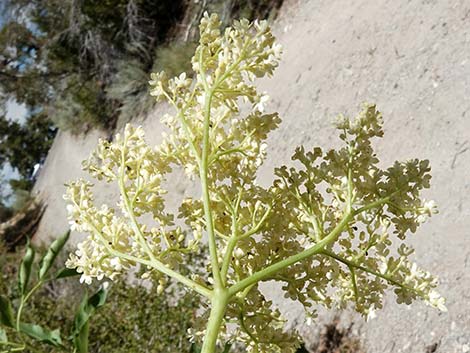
left=65, top=13, right=445, bottom=353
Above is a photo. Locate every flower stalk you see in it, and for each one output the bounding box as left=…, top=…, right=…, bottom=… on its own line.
left=64, top=13, right=445, bottom=353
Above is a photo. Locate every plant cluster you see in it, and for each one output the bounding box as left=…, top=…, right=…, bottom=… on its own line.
left=64, top=13, right=445, bottom=353
left=0, top=0, right=285, bottom=193
left=0, top=231, right=108, bottom=352
left=0, top=235, right=202, bottom=353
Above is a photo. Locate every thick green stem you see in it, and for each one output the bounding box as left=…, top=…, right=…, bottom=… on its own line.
left=355, top=191, right=398, bottom=214
left=200, top=90, right=223, bottom=287
left=228, top=211, right=353, bottom=296
left=201, top=288, right=230, bottom=353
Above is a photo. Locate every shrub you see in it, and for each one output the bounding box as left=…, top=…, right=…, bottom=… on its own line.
left=0, top=237, right=201, bottom=353
left=63, top=13, right=445, bottom=353
left=107, top=41, right=196, bottom=128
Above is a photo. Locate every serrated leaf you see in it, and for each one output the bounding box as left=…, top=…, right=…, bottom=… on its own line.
left=18, top=242, right=35, bottom=295
left=0, top=327, right=7, bottom=342
left=55, top=267, right=80, bottom=280
left=0, top=295, right=14, bottom=328
left=38, top=230, right=70, bottom=280
left=72, top=287, right=108, bottom=353
left=19, top=323, right=62, bottom=346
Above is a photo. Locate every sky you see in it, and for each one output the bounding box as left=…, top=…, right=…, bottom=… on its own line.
left=5, top=98, right=28, bottom=124
left=1, top=2, right=31, bottom=200
left=1, top=99, right=29, bottom=199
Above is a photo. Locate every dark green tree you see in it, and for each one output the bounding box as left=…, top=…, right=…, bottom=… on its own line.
left=0, top=0, right=188, bottom=130
left=0, top=113, right=55, bottom=179
left=0, top=0, right=283, bottom=183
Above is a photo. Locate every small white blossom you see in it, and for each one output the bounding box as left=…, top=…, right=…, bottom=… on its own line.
left=64, top=14, right=444, bottom=352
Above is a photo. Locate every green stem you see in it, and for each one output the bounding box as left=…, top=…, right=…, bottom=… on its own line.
left=355, top=192, right=397, bottom=214
left=228, top=211, right=353, bottom=297
left=221, top=237, right=237, bottom=284
left=0, top=341, right=26, bottom=349
left=162, top=90, right=201, bottom=163
left=200, top=89, right=223, bottom=287
left=239, top=205, right=272, bottom=240
left=116, top=139, right=213, bottom=297
left=87, top=220, right=212, bottom=298
left=201, top=288, right=230, bottom=353
left=347, top=264, right=359, bottom=304
left=16, top=281, right=43, bottom=331
left=227, top=187, right=400, bottom=297
left=320, top=249, right=424, bottom=296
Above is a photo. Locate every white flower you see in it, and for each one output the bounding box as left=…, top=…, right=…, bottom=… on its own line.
left=80, top=274, right=93, bottom=285
left=305, top=316, right=313, bottom=326
left=366, top=308, right=377, bottom=321
left=423, top=199, right=438, bottom=215
left=428, top=290, right=447, bottom=312
left=416, top=214, right=428, bottom=223
left=110, top=257, right=122, bottom=271
left=234, top=248, right=245, bottom=258
left=254, top=94, right=269, bottom=113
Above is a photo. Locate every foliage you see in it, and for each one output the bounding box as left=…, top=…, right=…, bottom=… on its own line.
left=208, top=0, right=284, bottom=24
left=63, top=13, right=445, bottom=353
left=0, top=0, right=188, bottom=132
left=107, top=41, right=198, bottom=127
left=0, top=235, right=202, bottom=353
left=0, top=113, right=55, bottom=180
left=88, top=280, right=200, bottom=353
left=49, top=75, right=112, bottom=131
left=0, top=231, right=94, bottom=352
left=0, top=0, right=284, bottom=132
left=0, top=0, right=285, bottom=190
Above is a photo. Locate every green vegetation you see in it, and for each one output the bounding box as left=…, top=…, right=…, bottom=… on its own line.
left=0, top=114, right=54, bottom=179
left=0, top=236, right=202, bottom=353
left=0, top=0, right=284, bottom=215
left=64, top=13, right=444, bottom=353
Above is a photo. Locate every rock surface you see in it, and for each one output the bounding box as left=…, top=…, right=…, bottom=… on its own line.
left=33, top=0, right=470, bottom=351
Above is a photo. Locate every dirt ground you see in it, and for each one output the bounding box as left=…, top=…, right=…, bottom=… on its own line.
left=33, top=0, right=470, bottom=352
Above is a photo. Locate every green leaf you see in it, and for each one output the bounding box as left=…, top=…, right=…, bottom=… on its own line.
left=38, top=230, right=70, bottom=280
left=72, top=287, right=108, bottom=353
left=55, top=267, right=80, bottom=280
left=190, top=343, right=202, bottom=353
left=18, top=242, right=35, bottom=295
left=222, top=342, right=232, bottom=353
left=0, top=295, right=14, bottom=328
left=19, top=323, right=62, bottom=346
left=0, top=327, right=7, bottom=342
left=295, top=345, right=310, bottom=353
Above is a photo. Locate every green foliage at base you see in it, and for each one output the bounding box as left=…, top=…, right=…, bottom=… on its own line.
left=88, top=282, right=199, bottom=353
left=0, top=241, right=201, bottom=353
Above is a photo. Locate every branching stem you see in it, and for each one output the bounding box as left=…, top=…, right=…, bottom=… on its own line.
left=321, top=249, right=424, bottom=297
